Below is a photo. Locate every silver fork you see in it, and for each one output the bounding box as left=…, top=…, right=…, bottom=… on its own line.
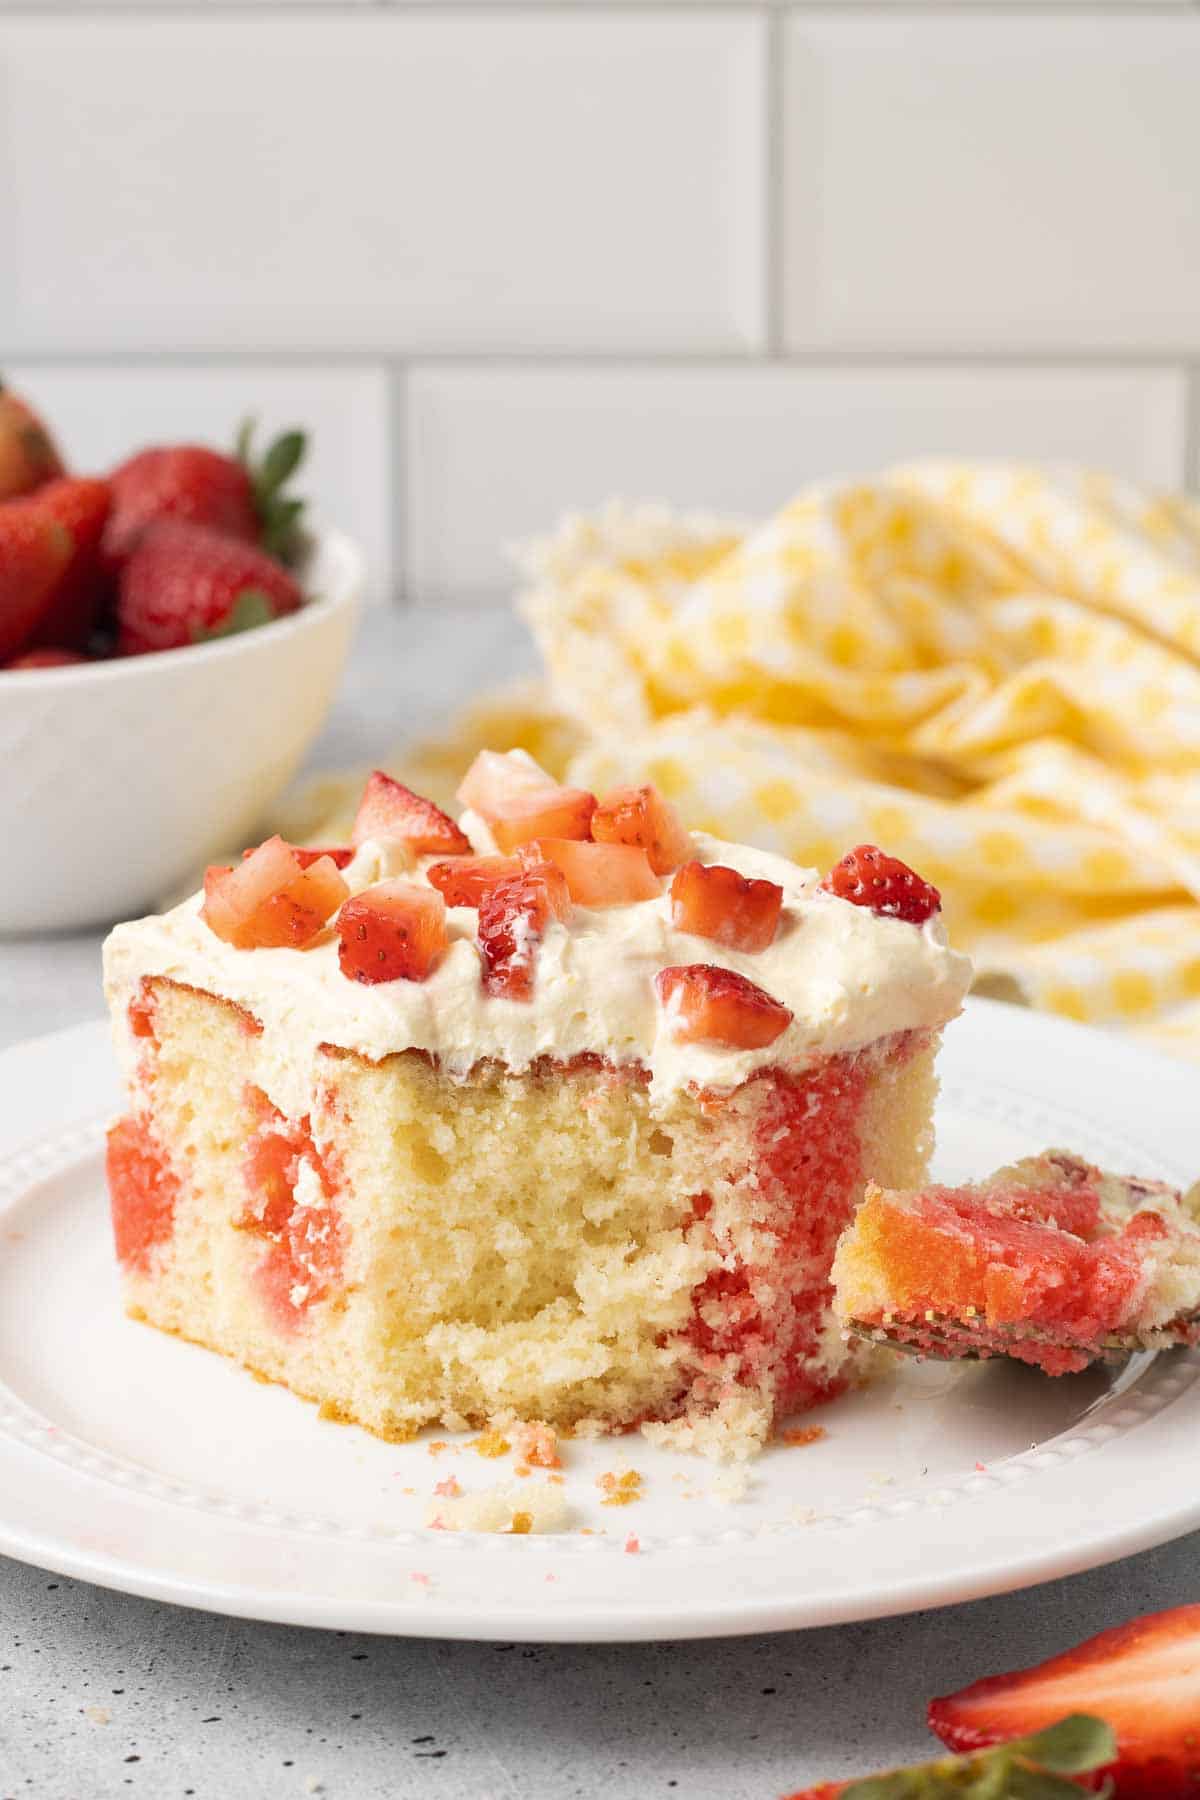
left=848, top=1309, right=1200, bottom=1365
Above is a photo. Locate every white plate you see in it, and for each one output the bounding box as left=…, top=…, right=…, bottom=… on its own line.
left=1, top=1003, right=1198, bottom=1642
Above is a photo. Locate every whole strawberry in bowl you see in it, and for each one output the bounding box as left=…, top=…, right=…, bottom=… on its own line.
left=0, top=382, right=64, bottom=501
left=0, top=410, right=363, bottom=934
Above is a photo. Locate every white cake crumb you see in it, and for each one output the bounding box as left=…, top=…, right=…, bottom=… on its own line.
left=84, top=1704, right=111, bottom=1725
left=709, top=1465, right=754, bottom=1505
left=426, top=1479, right=570, bottom=1534
left=641, top=1394, right=768, bottom=1463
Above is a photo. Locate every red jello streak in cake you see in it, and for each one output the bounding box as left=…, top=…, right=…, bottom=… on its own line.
left=670, top=1040, right=909, bottom=1421
left=127, top=980, right=158, bottom=1041
left=106, top=1114, right=181, bottom=1274
left=239, top=1089, right=347, bottom=1329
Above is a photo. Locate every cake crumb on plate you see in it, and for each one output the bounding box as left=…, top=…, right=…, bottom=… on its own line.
left=424, top=1479, right=569, bottom=1534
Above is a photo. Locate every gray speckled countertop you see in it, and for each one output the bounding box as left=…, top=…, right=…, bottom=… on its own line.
left=1, top=608, right=1196, bottom=1800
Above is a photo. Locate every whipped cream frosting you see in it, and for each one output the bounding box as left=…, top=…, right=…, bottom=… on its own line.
left=104, top=822, right=971, bottom=1116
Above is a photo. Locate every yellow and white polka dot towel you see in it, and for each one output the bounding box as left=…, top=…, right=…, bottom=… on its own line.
left=298, top=465, right=1200, bottom=1058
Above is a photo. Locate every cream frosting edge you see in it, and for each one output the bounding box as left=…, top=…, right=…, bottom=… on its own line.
left=103, top=824, right=973, bottom=1119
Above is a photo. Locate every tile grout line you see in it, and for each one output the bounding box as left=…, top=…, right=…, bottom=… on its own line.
left=0, top=3, right=1193, bottom=14
left=389, top=358, right=411, bottom=609
left=5, top=347, right=1198, bottom=371
left=1184, top=364, right=1200, bottom=492
left=763, top=5, right=784, bottom=357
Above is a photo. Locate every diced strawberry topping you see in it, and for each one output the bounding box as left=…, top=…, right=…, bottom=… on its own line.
left=476, top=862, right=571, bottom=1000
left=336, top=881, right=448, bottom=984
left=426, top=855, right=523, bottom=908
left=202, top=836, right=349, bottom=950
left=821, top=844, right=941, bottom=925
left=272, top=845, right=354, bottom=871
left=669, top=860, right=783, bottom=952
left=591, top=784, right=693, bottom=875
left=456, top=749, right=558, bottom=816
left=106, top=1114, right=180, bottom=1273
left=655, top=964, right=793, bottom=1049
left=351, top=770, right=469, bottom=857
left=488, top=789, right=596, bottom=855
left=929, top=1602, right=1200, bottom=1800
left=455, top=749, right=595, bottom=853
left=526, top=838, right=659, bottom=907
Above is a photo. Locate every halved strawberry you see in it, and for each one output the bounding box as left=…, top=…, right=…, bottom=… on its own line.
left=351, top=770, right=470, bottom=857
left=476, top=862, right=571, bottom=1000
left=655, top=964, right=793, bottom=1049
left=527, top=838, right=659, bottom=907
left=456, top=749, right=558, bottom=816
left=591, top=784, right=693, bottom=875
left=336, top=881, right=448, bottom=984
left=821, top=844, right=941, bottom=925
left=669, top=861, right=783, bottom=952
left=426, top=855, right=522, bottom=908
left=202, top=836, right=349, bottom=951
left=930, top=1604, right=1200, bottom=1799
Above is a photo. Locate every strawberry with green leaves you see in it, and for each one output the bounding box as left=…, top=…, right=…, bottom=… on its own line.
left=785, top=1715, right=1117, bottom=1800
left=116, top=520, right=304, bottom=655
left=103, top=420, right=308, bottom=567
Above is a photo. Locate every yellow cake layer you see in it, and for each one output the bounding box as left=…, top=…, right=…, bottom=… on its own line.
left=113, top=978, right=942, bottom=1458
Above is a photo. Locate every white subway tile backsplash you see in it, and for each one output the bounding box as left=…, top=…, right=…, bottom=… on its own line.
left=7, top=364, right=394, bottom=601
left=0, top=15, right=764, bottom=356
left=783, top=17, right=1200, bottom=353
left=406, top=363, right=1187, bottom=605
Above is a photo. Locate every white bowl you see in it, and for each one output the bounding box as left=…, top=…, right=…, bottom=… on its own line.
left=0, top=527, right=363, bottom=936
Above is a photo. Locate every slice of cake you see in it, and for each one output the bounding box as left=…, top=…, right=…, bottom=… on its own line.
left=832, top=1151, right=1200, bottom=1375
left=102, top=751, right=971, bottom=1459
